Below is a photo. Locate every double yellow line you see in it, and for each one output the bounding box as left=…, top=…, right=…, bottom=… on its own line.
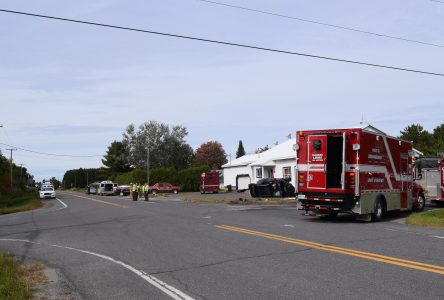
left=216, top=225, right=444, bottom=275
left=64, top=192, right=129, bottom=209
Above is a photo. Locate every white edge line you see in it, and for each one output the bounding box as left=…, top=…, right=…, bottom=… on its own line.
left=0, top=239, right=194, bottom=300
left=55, top=198, right=68, bottom=211
left=431, top=236, right=444, bottom=239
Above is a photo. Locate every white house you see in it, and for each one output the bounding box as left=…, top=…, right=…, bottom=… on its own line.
left=222, top=139, right=297, bottom=190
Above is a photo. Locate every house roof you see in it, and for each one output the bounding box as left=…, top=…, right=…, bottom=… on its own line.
left=222, top=153, right=261, bottom=168
left=222, top=139, right=295, bottom=168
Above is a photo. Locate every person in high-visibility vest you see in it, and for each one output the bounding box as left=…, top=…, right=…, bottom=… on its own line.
left=132, top=183, right=139, bottom=201
left=143, top=182, right=149, bottom=201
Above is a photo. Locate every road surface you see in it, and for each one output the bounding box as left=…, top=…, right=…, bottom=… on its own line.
left=1, top=191, right=443, bottom=299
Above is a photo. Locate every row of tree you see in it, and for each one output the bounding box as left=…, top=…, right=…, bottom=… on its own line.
left=63, top=121, right=228, bottom=190
left=0, top=151, right=34, bottom=195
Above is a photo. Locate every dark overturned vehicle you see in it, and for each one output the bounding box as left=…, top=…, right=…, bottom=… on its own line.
left=249, top=178, right=296, bottom=198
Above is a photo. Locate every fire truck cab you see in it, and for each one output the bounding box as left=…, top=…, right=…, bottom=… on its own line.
left=296, top=125, right=425, bottom=221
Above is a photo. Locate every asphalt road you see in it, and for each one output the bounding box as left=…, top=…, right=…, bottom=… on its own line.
left=1, top=191, right=443, bottom=300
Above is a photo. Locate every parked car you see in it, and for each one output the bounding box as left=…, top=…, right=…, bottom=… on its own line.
left=39, top=185, right=56, bottom=199
left=249, top=178, right=295, bottom=198
left=149, top=182, right=180, bottom=194
left=115, top=185, right=131, bottom=196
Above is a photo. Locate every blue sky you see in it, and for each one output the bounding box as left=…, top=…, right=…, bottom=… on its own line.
left=0, top=0, right=443, bottom=181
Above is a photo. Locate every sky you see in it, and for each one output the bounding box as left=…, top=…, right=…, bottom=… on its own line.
left=0, top=0, right=443, bottom=182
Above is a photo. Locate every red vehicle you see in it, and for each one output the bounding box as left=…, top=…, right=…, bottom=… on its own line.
left=295, top=125, right=425, bottom=221
left=114, top=185, right=131, bottom=196
left=200, top=171, right=220, bottom=194
left=149, top=182, right=180, bottom=194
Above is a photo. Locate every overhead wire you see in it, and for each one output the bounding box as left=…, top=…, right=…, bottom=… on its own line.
left=0, top=142, right=102, bottom=158
left=0, top=8, right=443, bottom=77
left=193, top=0, right=444, bottom=49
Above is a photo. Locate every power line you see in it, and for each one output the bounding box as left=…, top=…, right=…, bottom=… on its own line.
left=430, top=0, right=444, bottom=4
left=0, top=8, right=443, bottom=77
left=0, top=142, right=102, bottom=158
left=194, top=0, right=444, bottom=49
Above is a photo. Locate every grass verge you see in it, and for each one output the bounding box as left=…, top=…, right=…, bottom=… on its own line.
left=0, top=254, right=47, bottom=300
left=0, top=193, right=42, bottom=215
left=405, top=209, right=444, bottom=228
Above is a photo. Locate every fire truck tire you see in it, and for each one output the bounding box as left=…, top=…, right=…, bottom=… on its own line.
left=371, top=198, right=384, bottom=222
left=152, top=190, right=157, bottom=195
left=327, top=211, right=338, bottom=218
left=414, top=193, right=425, bottom=212
left=173, top=190, right=178, bottom=194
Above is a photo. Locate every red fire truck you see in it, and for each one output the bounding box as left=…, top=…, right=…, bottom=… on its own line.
left=295, top=125, right=425, bottom=221
left=200, top=171, right=220, bottom=194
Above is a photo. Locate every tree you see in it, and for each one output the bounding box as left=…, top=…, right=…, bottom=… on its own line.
left=399, top=124, right=433, bottom=155
left=101, top=141, right=132, bottom=174
left=236, top=140, right=246, bottom=158
left=431, top=124, right=444, bottom=156
left=50, top=177, right=61, bottom=189
left=193, top=141, right=228, bottom=169
left=122, top=121, right=194, bottom=169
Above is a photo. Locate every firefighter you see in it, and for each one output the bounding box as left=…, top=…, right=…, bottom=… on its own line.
left=143, top=182, right=149, bottom=201
left=132, top=183, right=139, bottom=201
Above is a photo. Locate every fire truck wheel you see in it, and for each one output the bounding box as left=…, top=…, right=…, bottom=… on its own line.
left=414, top=194, right=425, bottom=212
left=173, top=190, right=178, bottom=194
left=371, top=199, right=384, bottom=222
left=327, top=211, right=338, bottom=218
left=152, top=190, right=157, bottom=195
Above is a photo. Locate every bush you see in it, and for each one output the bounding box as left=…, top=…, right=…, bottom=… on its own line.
left=177, top=166, right=210, bottom=192
left=114, top=166, right=210, bottom=192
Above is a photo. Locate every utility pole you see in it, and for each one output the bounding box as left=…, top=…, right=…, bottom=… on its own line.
left=6, top=148, right=17, bottom=193
left=19, top=164, right=25, bottom=186
left=146, top=147, right=150, bottom=185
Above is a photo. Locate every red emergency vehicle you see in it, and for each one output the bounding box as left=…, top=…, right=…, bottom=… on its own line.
left=200, top=171, right=220, bottom=194
left=295, top=125, right=425, bottom=221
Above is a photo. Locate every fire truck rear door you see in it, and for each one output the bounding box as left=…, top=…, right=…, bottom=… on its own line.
left=307, top=135, right=327, bottom=189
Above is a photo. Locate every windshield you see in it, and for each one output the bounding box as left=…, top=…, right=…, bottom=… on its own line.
left=41, top=187, right=54, bottom=191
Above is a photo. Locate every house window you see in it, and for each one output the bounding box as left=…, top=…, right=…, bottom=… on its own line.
left=256, top=168, right=263, bottom=178
left=283, top=167, right=291, bottom=179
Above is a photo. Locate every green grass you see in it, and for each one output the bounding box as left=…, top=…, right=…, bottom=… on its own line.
left=0, top=193, right=42, bottom=215
left=405, top=209, right=444, bottom=228
left=0, top=254, right=32, bottom=300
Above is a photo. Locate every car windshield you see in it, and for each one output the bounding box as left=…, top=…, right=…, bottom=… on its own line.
left=42, top=187, right=54, bottom=191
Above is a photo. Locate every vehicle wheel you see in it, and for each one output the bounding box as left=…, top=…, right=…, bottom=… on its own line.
left=371, top=199, right=384, bottom=222
left=200, top=190, right=205, bottom=194
left=152, top=190, right=157, bottom=195
left=173, top=190, right=178, bottom=194
left=414, top=193, right=425, bottom=212
left=327, top=211, right=338, bottom=218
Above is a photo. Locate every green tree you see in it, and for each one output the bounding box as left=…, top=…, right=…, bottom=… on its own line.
left=193, top=141, right=227, bottom=169
left=431, top=124, right=444, bottom=156
left=50, top=177, right=61, bottom=189
left=122, top=121, right=193, bottom=169
left=399, top=124, right=433, bottom=155
left=101, top=141, right=132, bottom=174
left=236, top=140, right=246, bottom=158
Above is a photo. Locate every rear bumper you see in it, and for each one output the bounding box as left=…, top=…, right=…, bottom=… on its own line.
left=298, top=193, right=356, bottom=213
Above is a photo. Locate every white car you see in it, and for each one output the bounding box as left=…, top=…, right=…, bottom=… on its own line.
left=39, top=186, right=56, bottom=199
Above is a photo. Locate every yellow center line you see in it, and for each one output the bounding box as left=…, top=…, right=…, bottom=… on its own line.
left=63, top=192, right=130, bottom=209
left=216, top=225, right=444, bottom=275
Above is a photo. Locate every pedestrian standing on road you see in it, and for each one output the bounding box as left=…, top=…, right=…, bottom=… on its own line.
left=143, top=182, right=149, bottom=201
left=132, top=183, right=139, bottom=201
